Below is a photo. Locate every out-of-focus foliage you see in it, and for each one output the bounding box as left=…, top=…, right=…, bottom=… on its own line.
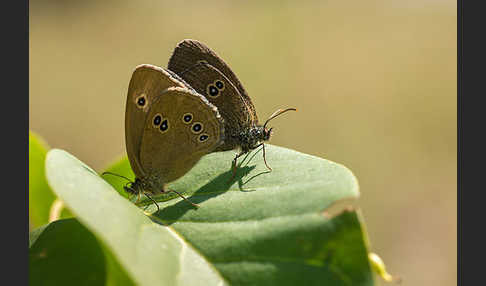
left=29, top=131, right=55, bottom=228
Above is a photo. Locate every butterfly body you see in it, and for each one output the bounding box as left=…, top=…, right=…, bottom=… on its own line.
left=229, top=125, right=271, bottom=152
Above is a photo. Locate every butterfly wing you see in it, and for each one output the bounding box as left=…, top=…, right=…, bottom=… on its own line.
left=125, top=64, right=185, bottom=178
left=171, top=62, right=255, bottom=151
left=167, top=39, right=259, bottom=124
left=138, top=87, right=224, bottom=185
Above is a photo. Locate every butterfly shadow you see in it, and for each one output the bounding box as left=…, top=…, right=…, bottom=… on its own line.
left=235, top=146, right=273, bottom=189
left=150, top=164, right=256, bottom=225
left=149, top=146, right=276, bottom=225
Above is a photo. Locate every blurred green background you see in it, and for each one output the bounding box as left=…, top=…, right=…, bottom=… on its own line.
left=30, top=0, right=456, bottom=285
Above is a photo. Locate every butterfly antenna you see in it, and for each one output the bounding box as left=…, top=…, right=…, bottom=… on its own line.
left=101, top=171, right=133, bottom=182
left=263, top=108, right=297, bottom=129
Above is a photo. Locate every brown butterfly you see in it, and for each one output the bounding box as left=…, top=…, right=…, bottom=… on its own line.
left=105, top=64, right=225, bottom=211
left=167, top=39, right=295, bottom=179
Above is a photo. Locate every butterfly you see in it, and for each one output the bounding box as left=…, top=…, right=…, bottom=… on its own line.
left=167, top=39, right=295, bottom=179
left=105, top=64, right=225, bottom=211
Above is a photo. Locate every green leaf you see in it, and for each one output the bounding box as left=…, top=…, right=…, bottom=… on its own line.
left=29, top=131, right=56, bottom=228
left=29, top=218, right=134, bottom=286
left=45, top=149, right=227, bottom=286
left=102, top=241, right=137, bottom=286
left=46, top=145, right=375, bottom=285
left=29, top=131, right=73, bottom=229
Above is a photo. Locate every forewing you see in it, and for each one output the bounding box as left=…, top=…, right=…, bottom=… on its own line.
left=167, top=39, right=258, bottom=124
left=181, top=62, right=252, bottom=129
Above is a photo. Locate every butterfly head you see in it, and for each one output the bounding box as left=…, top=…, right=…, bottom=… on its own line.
left=101, top=171, right=145, bottom=199
left=262, top=127, right=273, bottom=141
left=123, top=178, right=142, bottom=195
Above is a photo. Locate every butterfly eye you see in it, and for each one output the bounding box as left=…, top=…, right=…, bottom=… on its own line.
left=182, top=113, right=193, bottom=124
left=191, top=122, right=203, bottom=134
left=215, top=80, right=225, bottom=90
left=198, top=134, right=209, bottom=142
left=135, top=93, right=147, bottom=108
left=159, top=119, right=169, bottom=133
left=153, top=114, right=162, bottom=127
left=206, top=84, right=220, bottom=98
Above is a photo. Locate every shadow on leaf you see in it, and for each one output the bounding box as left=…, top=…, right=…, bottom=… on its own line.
left=151, top=164, right=256, bottom=224
left=139, top=147, right=275, bottom=222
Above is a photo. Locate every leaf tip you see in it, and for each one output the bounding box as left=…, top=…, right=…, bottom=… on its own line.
left=368, top=252, right=401, bottom=284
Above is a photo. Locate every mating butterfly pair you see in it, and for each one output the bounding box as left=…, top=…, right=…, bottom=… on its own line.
left=105, top=39, right=295, bottom=211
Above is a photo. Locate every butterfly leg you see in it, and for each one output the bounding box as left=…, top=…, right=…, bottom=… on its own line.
left=143, top=192, right=160, bottom=212
left=252, top=143, right=272, bottom=171
left=262, top=143, right=272, bottom=171
left=166, top=189, right=200, bottom=208
left=229, top=150, right=247, bottom=182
